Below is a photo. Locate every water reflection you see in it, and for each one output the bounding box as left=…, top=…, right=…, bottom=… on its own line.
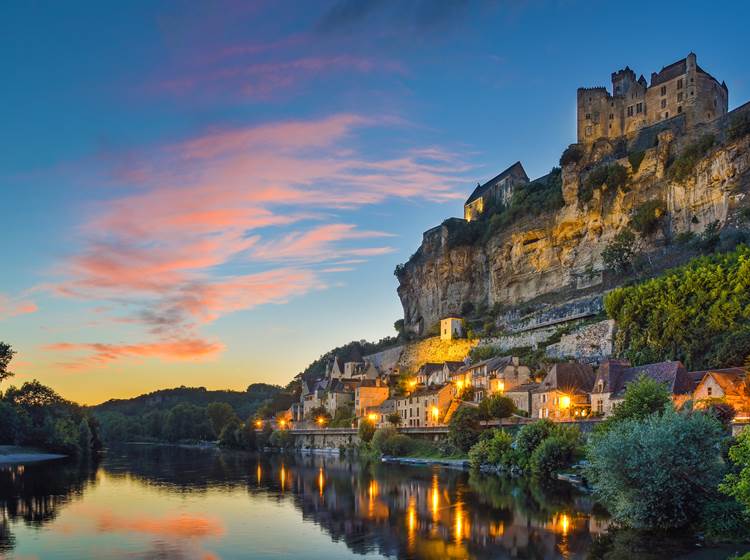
left=0, top=446, right=736, bottom=559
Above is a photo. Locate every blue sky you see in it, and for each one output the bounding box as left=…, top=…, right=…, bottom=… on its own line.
left=2, top=0, right=748, bottom=403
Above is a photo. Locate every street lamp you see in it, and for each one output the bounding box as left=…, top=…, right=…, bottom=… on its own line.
left=559, top=395, right=571, bottom=410
left=317, top=416, right=327, bottom=427
left=255, top=419, right=263, bottom=429
left=367, top=413, right=378, bottom=422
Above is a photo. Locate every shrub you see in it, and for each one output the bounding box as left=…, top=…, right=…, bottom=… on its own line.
left=586, top=409, right=723, bottom=529
left=514, top=419, right=557, bottom=469
left=269, top=429, right=294, bottom=450
left=674, top=231, right=696, bottom=245
left=606, top=163, right=628, bottom=190
left=468, top=439, right=491, bottom=469
left=602, top=228, right=637, bottom=273
left=630, top=200, right=666, bottom=236
left=371, top=427, right=414, bottom=456
left=468, top=429, right=513, bottom=469
left=721, top=428, right=750, bottom=513
left=478, top=394, right=516, bottom=419
left=698, top=399, right=736, bottom=428
left=628, top=150, right=646, bottom=173
left=358, top=419, right=376, bottom=443
left=529, top=434, right=581, bottom=478
left=448, top=406, right=483, bottom=452
left=669, top=134, right=715, bottom=181
left=560, top=144, right=584, bottom=167
left=728, top=113, right=750, bottom=141
left=699, top=498, right=750, bottom=542
left=386, top=413, right=402, bottom=427
left=606, top=374, right=672, bottom=426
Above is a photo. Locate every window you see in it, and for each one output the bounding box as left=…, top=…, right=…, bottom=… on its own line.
left=597, top=400, right=603, bottom=414
left=661, top=86, right=667, bottom=96
left=609, top=113, right=614, bottom=119
left=661, top=99, right=667, bottom=109
left=677, top=92, right=683, bottom=102
left=636, top=102, right=643, bottom=114
left=707, top=386, right=713, bottom=396
left=586, top=126, right=592, bottom=137
left=627, top=106, right=634, bottom=117
left=678, top=106, right=682, bottom=114
left=665, top=112, right=669, bottom=119
left=677, top=78, right=683, bottom=90
left=585, top=113, right=591, bottom=120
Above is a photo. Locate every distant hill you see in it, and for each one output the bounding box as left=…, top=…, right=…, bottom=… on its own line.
left=93, top=384, right=284, bottom=420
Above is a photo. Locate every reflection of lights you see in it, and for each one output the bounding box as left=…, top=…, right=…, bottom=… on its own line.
left=454, top=503, right=464, bottom=544
left=318, top=467, right=325, bottom=497
left=431, top=474, right=440, bottom=522
left=368, top=480, right=378, bottom=500
left=407, top=496, right=417, bottom=553
left=560, top=395, right=571, bottom=409
left=561, top=514, right=569, bottom=535
left=256, top=463, right=262, bottom=486
left=280, top=465, right=286, bottom=491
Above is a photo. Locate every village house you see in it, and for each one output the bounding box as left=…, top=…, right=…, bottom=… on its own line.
left=440, top=317, right=464, bottom=340
left=589, top=360, right=696, bottom=417
left=452, top=356, right=514, bottom=402
left=533, top=363, right=595, bottom=419
left=302, top=379, right=328, bottom=419
left=324, top=379, right=354, bottom=417
left=415, top=362, right=444, bottom=386
left=463, top=161, right=529, bottom=221
left=354, top=378, right=390, bottom=419
left=364, top=398, right=397, bottom=428
left=434, top=361, right=465, bottom=386
left=693, top=368, right=750, bottom=418
left=504, top=382, right=540, bottom=416
left=396, top=384, right=453, bottom=427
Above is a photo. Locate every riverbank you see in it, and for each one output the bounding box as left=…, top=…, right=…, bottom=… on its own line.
left=0, top=445, right=66, bottom=464
left=381, top=456, right=469, bottom=469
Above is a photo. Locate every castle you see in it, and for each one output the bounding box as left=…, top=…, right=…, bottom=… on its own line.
left=463, top=53, right=729, bottom=221
left=577, top=52, right=728, bottom=144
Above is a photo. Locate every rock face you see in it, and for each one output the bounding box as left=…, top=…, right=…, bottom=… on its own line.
left=397, top=120, right=750, bottom=336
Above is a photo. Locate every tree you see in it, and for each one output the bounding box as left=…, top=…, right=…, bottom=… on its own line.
left=478, top=394, right=516, bottom=419
left=307, top=405, right=331, bottom=424
left=164, top=403, right=212, bottom=442
left=721, top=428, right=750, bottom=513
left=0, top=342, right=15, bottom=385
left=78, top=419, right=92, bottom=454
left=206, top=402, right=239, bottom=439
left=606, top=374, right=672, bottom=425
left=602, top=228, right=637, bottom=273
left=239, top=419, right=257, bottom=450
left=358, top=419, right=376, bottom=443
left=0, top=402, right=21, bottom=444
left=631, top=200, right=666, bottom=236
left=587, top=409, right=723, bottom=529
left=448, top=407, right=482, bottom=452
left=514, top=419, right=557, bottom=469
left=218, top=419, right=242, bottom=448
left=529, top=431, right=582, bottom=478
left=386, top=412, right=402, bottom=427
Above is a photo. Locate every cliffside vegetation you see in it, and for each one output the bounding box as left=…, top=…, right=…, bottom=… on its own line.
left=605, top=245, right=750, bottom=370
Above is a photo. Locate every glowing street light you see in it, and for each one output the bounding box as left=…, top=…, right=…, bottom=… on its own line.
left=497, top=380, right=505, bottom=393
left=367, top=413, right=378, bottom=422
left=317, top=416, right=327, bottom=427
left=255, top=419, right=263, bottom=429
left=559, top=395, right=571, bottom=410
left=279, top=419, right=287, bottom=428
left=431, top=406, right=439, bottom=422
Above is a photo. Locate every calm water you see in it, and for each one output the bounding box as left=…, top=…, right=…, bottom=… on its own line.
left=0, top=445, right=740, bottom=559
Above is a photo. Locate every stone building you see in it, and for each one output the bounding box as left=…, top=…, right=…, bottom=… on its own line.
left=577, top=52, right=728, bottom=144
left=532, top=363, right=595, bottom=419
left=463, top=161, right=529, bottom=221
left=693, top=368, right=750, bottom=417
left=504, top=382, right=539, bottom=415
left=396, top=384, right=453, bottom=427
left=440, top=317, right=464, bottom=340
left=354, top=379, right=390, bottom=419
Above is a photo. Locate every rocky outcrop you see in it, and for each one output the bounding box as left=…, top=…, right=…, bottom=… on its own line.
left=397, top=122, right=750, bottom=336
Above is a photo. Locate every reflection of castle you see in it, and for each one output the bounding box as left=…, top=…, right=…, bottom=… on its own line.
left=259, top=454, right=607, bottom=559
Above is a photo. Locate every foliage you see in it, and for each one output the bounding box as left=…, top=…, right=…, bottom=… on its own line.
left=469, top=345, right=502, bottom=364
left=721, top=428, right=750, bottom=513
left=299, top=338, right=399, bottom=383
left=478, top=394, right=516, bottom=419
left=218, top=419, right=242, bottom=447
left=468, top=429, right=513, bottom=469
left=602, top=228, right=637, bottom=273
left=604, top=375, right=672, bottom=427
left=386, top=412, right=402, bottom=427
left=560, top=144, right=584, bottom=167
left=0, top=342, right=15, bottom=385
left=628, top=150, right=646, bottom=173
left=699, top=497, right=750, bottom=542
left=698, top=399, right=737, bottom=428
left=330, top=405, right=355, bottom=428
left=77, top=419, right=92, bottom=453
left=514, top=419, right=557, bottom=469
left=163, top=403, right=213, bottom=442
left=586, top=409, right=723, bottom=529
left=0, top=401, right=22, bottom=444
left=358, top=419, right=376, bottom=443
left=206, top=402, right=239, bottom=438
left=529, top=433, right=581, bottom=478
left=306, top=405, right=331, bottom=423
left=448, top=406, right=483, bottom=452
left=371, top=427, right=414, bottom=457
left=669, top=133, right=715, bottom=181
left=630, top=199, right=666, bottom=236
left=604, top=245, right=750, bottom=370
left=268, top=429, right=294, bottom=450
left=728, top=112, right=750, bottom=141
left=581, top=163, right=628, bottom=203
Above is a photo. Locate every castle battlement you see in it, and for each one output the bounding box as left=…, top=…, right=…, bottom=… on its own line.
left=578, top=52, right=728, bottom=144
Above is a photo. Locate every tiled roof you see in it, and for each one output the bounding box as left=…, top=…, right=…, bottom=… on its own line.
left=696, top=368, right=748, bottom=397
left=610, top=361, right=690, bottom=399
left=506, top=382, right=540, bottom=393
left=537, top=363, right=595, bottom=394
left=465, top=161, right=528, bottom=205
left=650, top=56, right=718, bottom=87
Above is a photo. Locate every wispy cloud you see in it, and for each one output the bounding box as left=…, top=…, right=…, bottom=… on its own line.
left=0, top=293, right=37, bottom=320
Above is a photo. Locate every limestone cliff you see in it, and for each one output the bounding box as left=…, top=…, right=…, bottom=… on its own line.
left=397, top=110, right=750, bottom=336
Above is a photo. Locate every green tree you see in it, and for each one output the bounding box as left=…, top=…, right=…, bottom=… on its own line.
left=0, top=342, right=15, bottom=385
left=587, top=409, right=723, bottom=529
left=358, top=419, right=376, bottom=443
left=386, top=412, right=402, bottom=427
left=206, top=402, right=239, bottom=438
left=606, top=374, right=672, bottom=426
left=78, top=418, right=92, bottom=453
left=514, top=419, right=557, bottom=468
left=478, top=394, right=516, bottom=419
left=631, top=200, right=665, bottom=236
left=218, top=418, right=242, bottom=448
left=529, top=430, right=582, bottom=478
left=721, top=428, right=750, bottom=513
left=164, top=403, right=212, bottom=442
left=448, top=407, right=483, bottom=452
left=0, top=402, right=21, bottom=444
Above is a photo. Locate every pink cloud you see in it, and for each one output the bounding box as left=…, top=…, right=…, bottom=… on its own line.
left=0, top=294, right=38, bottom=320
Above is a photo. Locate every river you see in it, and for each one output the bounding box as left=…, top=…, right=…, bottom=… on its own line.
left=0, top=445, right=742, bottom=559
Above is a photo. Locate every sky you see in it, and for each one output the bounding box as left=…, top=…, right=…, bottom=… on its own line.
left=2, top=0, right=749, bottom=405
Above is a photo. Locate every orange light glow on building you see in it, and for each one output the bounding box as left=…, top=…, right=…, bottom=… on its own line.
left=559, top=395, right=571, bottom=409
left=497, top=380, right=505, bottom=393
left=367, top=413, right=378, bottom=422
left=317, top=416, right=326, bottom=427
left=431, top=406, right=439, bottom=421
left=456, top=379, right=464, bottom=390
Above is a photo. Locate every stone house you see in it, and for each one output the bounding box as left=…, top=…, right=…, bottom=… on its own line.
left=693, top=368, right=750, bottom=417
left=434, top=361, right=465, bottom=386
left=532, top=363, right=595, bottom=419
left=302, top=379, right=327, bottom=419
left=463, top=161, right=529, bottom=221
left=440, top=317, right=464, bottom=340
left=354, top=379, right=390, bottom=419
left=496, top=356, right=533, bottom=393
left=396, top=384, right=453, bottom=427
left=504, top=382, right=539, bottom=416
left=577, top=52, right=728, bottom=144
left=590, top=360, right=696, bottom=417
left=452, top=356, right=513, bottom=402
left=364, top=399, right=397, bottom=428
left=416, top=362, right=444, bottom=385
left=324, top=379, right=354, bottom=417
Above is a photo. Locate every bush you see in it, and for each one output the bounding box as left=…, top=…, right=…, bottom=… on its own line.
left=606, top=374, right=672, bottom=425
left=529, top=434, right=581, bottom=478
left=269, top=429, right=294, bottom=450
left=358, top=419, right=376, bottom=443
left=606, top=163, right=628, bottom=190
left=728, top=113, right=750, bottom=141
left=386, top=413, right=402, bottom=427
left=514, top=419, right=557, bottom=469
left=478, top=394, right=516, bottom=419
left=586, top=409, right=723, bottom=529
left=674, top=230, right=696, bottom=245
left=560, top=144, right=584, bottom=167
left=604, top=245, right=750, bottom=370
left=721, top=428, right=750, bottom=513
left=602, top=228, right=637, bottom=273
left=669, top=134, right=715, bottom=181
left=630, top=200, right=665, bottom=236
left=699, top=399, right=736, bottom=428
left=468, top=439, right=492, bottom=469
left=371, top=427, right=414, bottom=456
left=448, top=407, right=483, bottom=452
left=628, top=150, right=646, bottom=173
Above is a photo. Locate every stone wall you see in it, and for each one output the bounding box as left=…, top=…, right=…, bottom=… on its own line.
left=397, top=336, right=477, bottom=374
left=545, top=319, right=615, bottom=362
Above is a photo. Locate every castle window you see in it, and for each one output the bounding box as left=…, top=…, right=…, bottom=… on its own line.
left=678, top=106, right=682, bottom=114
left=585, top=126, right=592, bottom=137
left=636, top=102, right=643, bottom=114
left=661, top=86, right=667, bottom=96
left=627, top=106, right=634, bottom=117
left=593, top=112, right=600, bottom=123
left=665, top=112, right=669, bottom=119
left=661, top=99, right=667, bottom=109
left=609, top=113, right=614, bottom=119
left=585, top=113, right=591, bottom=120
left=677, top=92, right=683, bottom=102
left=677, top=78, right=683, bottom=90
